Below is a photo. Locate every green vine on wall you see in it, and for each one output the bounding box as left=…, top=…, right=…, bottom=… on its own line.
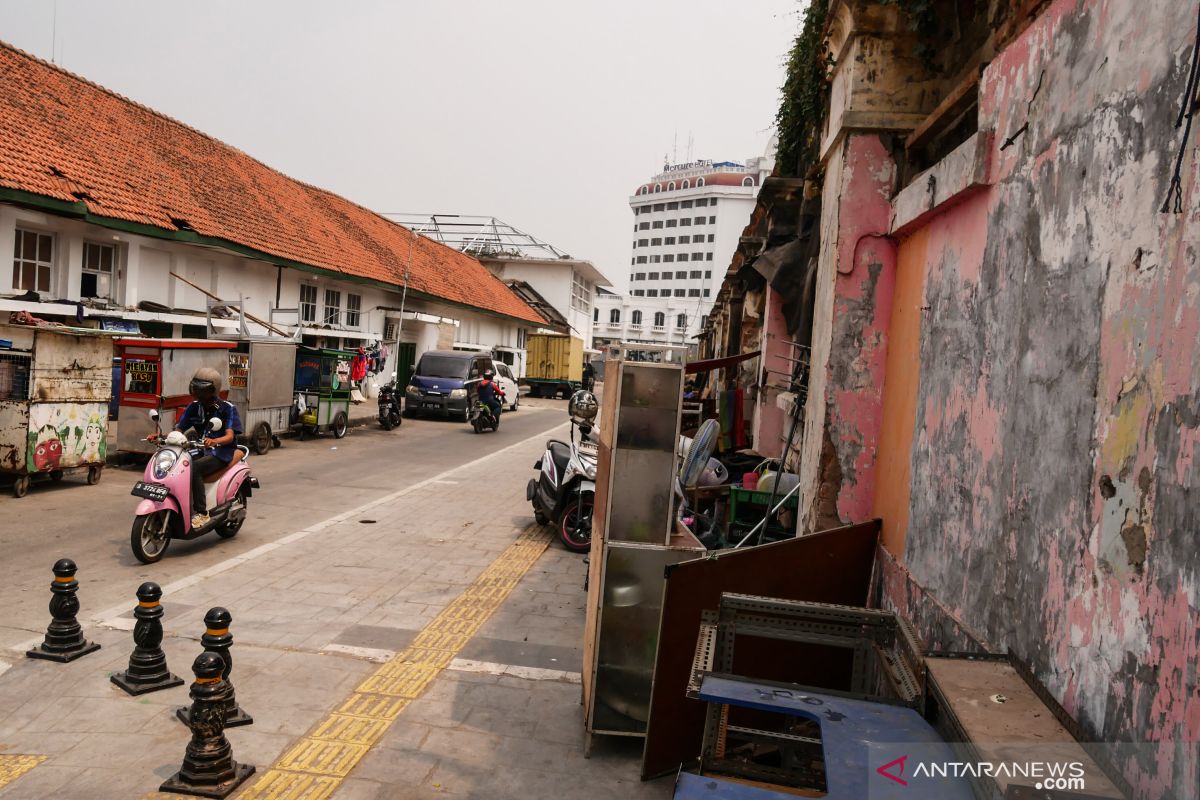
left=879, top=0, right=941, bottom=70
left=775, top=0, right=831, bottom=178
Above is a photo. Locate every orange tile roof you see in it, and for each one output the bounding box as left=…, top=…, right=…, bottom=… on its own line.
left=0, top=40, right=545, bottom=325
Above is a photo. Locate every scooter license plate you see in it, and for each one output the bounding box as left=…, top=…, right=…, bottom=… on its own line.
left=131, top=481, right=169, bottom=501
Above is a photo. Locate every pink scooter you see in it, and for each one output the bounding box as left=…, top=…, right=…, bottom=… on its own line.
left=130, top=409, right=259, bottom=564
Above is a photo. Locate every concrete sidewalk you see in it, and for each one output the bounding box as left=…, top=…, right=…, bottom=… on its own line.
left=0, top=422, right=669, bottom=799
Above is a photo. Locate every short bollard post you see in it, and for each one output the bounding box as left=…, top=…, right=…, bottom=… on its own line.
left=26, top=558, right=100, bottom=663
left=177, top=608, right=252, bottom=727
left=111, top=582, right=184, bottom=695
left=159, top=652, right=255, bottom=798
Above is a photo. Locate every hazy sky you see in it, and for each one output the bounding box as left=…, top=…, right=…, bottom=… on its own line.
left=1, top=0, right=800, bottom=293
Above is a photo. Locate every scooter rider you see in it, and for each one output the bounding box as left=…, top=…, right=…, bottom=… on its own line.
left=477, top=369, right=504, bottom=421
left=175, top=367, right=242, bottom=529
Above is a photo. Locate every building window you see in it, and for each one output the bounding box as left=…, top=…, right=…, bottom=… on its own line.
left=679, top=218, right=691, bottom=227
left=704, top=270, right=712, bottom=278
left=81, top=241, right=115, bottom=299
left=675, top=270, right=687, bottom=279
left=676, top=314, right=687, bottom=328
left=666, top=219, right=677, bottom=228
left=690, top=270, right=701, bottom=279
left=609, top=308, right=621, bottom=324
left=706, top=253, right=714, bottom=261
left=692, top=253, right=704, bottom=262
left=709, top=216, right=716, bottom=224
left=673, top=289, right=685, bottom=298
left=681, top=200, right=693, bottom=209
left=653, top=184, right=662, bottom=193
left=651, top=255, right=661, bottom=263
left=648, top=272, right=660, bottom=280
left=12, top=228, right=53, bottom=293
left=647, top=289, right=659, bottom=298
left=652, top=221, right=663, bottom=229
left=681, top=179, right=690, bottom=189
left=651, top=237, right=662, bottom=246
left=634, top=272, right=646, bottom=281
left=639, top=221, right=650, bottom=230
left=708, top=234, right=715, bottom=242
left=678, top=254, right=689, bottom=262
left=593, top=307, right=599, bottom=322
left=654, top=311, right=665, bottom=327
left=636, top=256, right=648, bottom=264
left=384, top=320, right=398, bottom=340
left=665, top=237, right=675, bottom=245
left=667, top=182, right=675, bottom=191
left=299, top=284, right=318, bottom=323
left=696, top=177, right=705, bottom=187
left=324, top=289, right=342, bottom=325
left=667, top=201, right=678, bottom=210
left=633, top=289, right=645, bottom=297
left=695, top=198, right=708, bottom=207
left=632, top=310, right=642, bottom=326
left=638, top=238, right=648, bottom=246
left=346, top=293, right=362, bottom=328
left=688, top=289, right=701, bottom=297
left=711, top=198, right=718, bottom=206
left=703, top=289, right=711, bottom=297
left=663, top=254, right=675, bottom=263
left=571, top=271, right=591, bottom=312
left=742, top=177, right=754, bottom=187
left=693, top=216, right=705, bottom=225
left=701, top=315, right=709, bottom=327
left=653, top=203, right=665, bottom=212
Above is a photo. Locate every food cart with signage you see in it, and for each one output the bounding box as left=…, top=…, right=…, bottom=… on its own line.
left=115, top=339, right=236, bottom=456
left=292, top=346, right=352, bottom=439
left=226, top=340, right=296, bottom=454
left=0, top=324, right=120, bottom=497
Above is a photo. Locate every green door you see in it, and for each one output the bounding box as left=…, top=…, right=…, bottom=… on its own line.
left=396, top=343, right=416, bottom=390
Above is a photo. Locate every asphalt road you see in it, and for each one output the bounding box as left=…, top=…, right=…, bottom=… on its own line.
left=0, top=398, right=569, bottom=651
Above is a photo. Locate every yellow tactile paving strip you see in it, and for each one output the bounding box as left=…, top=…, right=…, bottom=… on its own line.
left=235, top=526, right=553, bottom=799
left=0, top=755, right=46, bottom=790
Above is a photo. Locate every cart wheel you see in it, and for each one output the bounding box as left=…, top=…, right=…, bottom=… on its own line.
left=13, top=476, right=30, bottom=498
left=332, top=412, right=349, bottom=439
left=252, top=422, right=272, bottom=455
left=87, top=466, right=102, bottom=485
left=49, top=470, right=64, bottom=482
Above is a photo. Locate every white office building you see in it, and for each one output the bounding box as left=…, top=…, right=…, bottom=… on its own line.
left=594, top=150, right=772, bottom=350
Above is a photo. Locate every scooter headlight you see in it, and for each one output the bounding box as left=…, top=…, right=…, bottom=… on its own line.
left=152, top=449, right=178, bottom=480
left=449, top=388, right=468, bottom=399
left=584, top=461, right=596, bottom=480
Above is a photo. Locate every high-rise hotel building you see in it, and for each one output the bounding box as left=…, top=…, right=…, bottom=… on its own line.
left=594, top=150, right=771, bottom=350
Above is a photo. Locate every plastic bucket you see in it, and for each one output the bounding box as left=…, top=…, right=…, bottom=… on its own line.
left=742, top=472, right=759, bottom=490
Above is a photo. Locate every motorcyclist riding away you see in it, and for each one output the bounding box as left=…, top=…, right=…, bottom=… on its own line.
left=175, top=367, right=242, bottom=529
left=477, top=369, right=504, bottom=421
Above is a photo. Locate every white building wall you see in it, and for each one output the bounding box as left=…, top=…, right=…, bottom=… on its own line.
left=0, top=203, right=534, bottom=370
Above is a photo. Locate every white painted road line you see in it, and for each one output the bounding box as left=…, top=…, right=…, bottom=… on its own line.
left=85, top=419, right=569, bottom=632
left=320, top=643, right=396, bottom=662
left=448, top=657, right=582, bottom=684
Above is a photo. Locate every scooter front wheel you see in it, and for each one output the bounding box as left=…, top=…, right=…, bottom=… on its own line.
left=131, top=510, right=175, bottom=564
left=558, top=493, right=594, bottom=554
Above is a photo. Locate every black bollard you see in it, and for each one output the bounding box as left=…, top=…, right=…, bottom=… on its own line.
left=26, top=558, right=100, bottom=663
left=111, top=582, right=184, bottom=695
left=176, top=608, right=252, bottom=727
left=159, top=652, right=255, bottom=798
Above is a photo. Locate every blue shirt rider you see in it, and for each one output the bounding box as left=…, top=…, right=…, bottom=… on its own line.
left=175, top=367, right=242, bottom=528
left=477, top=369, right=503, bottom=420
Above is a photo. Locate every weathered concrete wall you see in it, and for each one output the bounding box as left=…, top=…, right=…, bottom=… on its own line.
left=890, top=0, right=1200, bottom=794
left=799, top=133, right=898, bottom=531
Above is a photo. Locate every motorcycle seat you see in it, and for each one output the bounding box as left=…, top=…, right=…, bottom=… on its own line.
left=548, top=440, right=572, bottom=473
left=203, top=449, right=245, bottom=483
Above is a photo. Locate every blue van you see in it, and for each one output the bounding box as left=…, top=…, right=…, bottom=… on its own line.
left=404, top=350, right=495, bottom=421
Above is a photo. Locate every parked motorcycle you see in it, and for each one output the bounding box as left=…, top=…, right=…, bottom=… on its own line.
left=130, top=410, right=260, bottom=564
left=378, top=372, right=403, bottom=430
left=527, top=390, right=598, bottom=553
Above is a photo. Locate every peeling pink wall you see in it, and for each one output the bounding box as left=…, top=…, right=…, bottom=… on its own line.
left=875, top=0, right=1200, bottom=795
left=823, top=133, right=898, bottom=525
